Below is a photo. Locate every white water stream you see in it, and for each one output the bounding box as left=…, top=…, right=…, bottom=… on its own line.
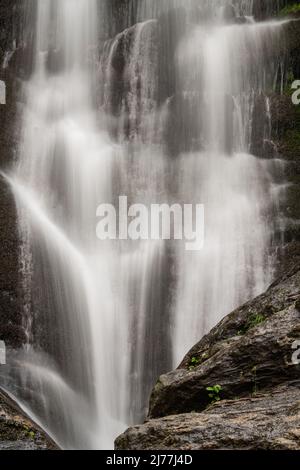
left=1, top=0, right=287, bottom=449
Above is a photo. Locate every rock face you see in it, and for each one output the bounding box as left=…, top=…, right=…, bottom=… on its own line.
left=115, top=247, right=300, bottom=450
left=116, top=383, right=300, bottom=450
left=0, top=0, right=29, bottom=349
left=252, top=0, right=288, bottom=20
left=269, top=14, right=300, bottom=242
left=0, top=388, right=58, bottom=450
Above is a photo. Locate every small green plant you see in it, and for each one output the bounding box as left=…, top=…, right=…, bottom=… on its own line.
left=188, top=356, right=200, bottom=370
left=238, top=313, right=265, bottom=335
left=22, top=424, right=35, bottom=440
left=248, top=313, right=265, bottom=328
left=188, top=352, right=209, bottom=370
left=206, top=384, right=222, bottom=404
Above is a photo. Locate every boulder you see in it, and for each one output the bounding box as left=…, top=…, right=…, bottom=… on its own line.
left=0, top=388, right=58, bottom=450
left=115, top=248, right=300, bottom=449
left=147, top=255, right=300, bottom=419
left=116, top=383, right=300, bottom=450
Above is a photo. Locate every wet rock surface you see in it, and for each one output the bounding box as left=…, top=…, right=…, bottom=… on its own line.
left=146, top=252, right=300, bottom=420
left=0, top=0, right=30, bottom=348
left=116, top=250, right=300, bottom=449
left=116, top=383, right=300, bottom=450
left=0, top=388, right=58, bottom=450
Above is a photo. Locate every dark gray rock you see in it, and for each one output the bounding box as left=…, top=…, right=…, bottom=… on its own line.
left=147, top=255, right=300, bottom=419
left=0, top=388, right=58, bottom=450
left=251, top=0, right=288, bottom=20
left=115, top=249, right=300, bottom=449
left=115, top=383, right=300, bottom=450
left=269, top=16, right=300, bottom=243
left=0, top=1, right=28, bottom=349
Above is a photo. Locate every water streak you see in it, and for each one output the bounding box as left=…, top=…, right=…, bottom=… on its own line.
left=0, top=0, right=288, bottom=449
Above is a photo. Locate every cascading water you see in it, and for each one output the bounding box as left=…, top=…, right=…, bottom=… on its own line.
left=172, top=12, right=287, bottom=361
left=4, top=0, right=128, bottom=449
left=0, top=0, right=288, bottom=450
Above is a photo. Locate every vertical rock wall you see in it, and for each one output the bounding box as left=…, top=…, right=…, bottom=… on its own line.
left=0, top=0, right=28, bottom=348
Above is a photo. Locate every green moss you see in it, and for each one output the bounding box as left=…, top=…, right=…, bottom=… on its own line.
left=279, top=3, right=300, bottom=16
left=238, top=313, right=266, bottom=336
left=249, top=313, right=266, bottom=328
left=0, top=421, right=37, bottom=442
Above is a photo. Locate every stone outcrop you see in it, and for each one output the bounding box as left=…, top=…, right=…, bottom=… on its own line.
left=0, top=388, right=58, bottom=450
left=0, top=0, right=29, bottom=348
left=116, top=383, right=300, bottom=450
left=269, top=13, right=300, bottom=243
left=115, top=247, right=300, bottom=449
left=252, top=0, right=290, bottom=20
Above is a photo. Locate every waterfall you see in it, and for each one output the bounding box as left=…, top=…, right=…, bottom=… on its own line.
left=172, top=15, right=286, bottom=361
left=4, top=0, right=127, bottom=449
left=0, top=0, right=287, bottom=449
